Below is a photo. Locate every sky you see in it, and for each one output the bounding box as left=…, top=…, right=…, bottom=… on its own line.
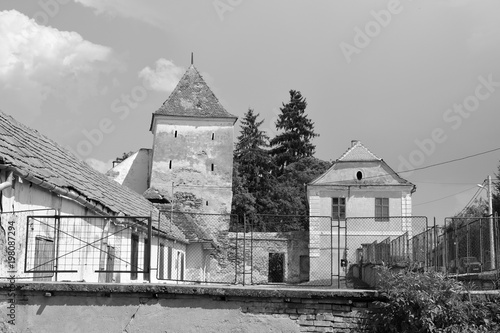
left=1, top=0, right=499, bottom=223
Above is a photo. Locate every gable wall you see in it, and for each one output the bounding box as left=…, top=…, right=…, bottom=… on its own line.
left=107, top=149, right=151, bottom=195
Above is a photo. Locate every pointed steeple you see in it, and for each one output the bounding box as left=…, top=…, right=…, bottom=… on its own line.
left=152, top=65, right=237, bottom=120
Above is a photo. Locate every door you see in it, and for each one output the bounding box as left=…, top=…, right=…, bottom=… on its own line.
left=268, top=252, right=284, bottom=283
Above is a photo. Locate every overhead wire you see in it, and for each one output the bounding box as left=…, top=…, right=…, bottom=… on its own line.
left=414, top=186, right=479, bottom=207
left=456, top=179, right=486, bottom=217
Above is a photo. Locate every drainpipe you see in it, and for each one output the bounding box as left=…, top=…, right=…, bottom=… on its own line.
left=0, top=171, right=14, bottom=191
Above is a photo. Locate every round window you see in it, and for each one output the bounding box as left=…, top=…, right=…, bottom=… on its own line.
left=356, top=171, right=363, bottom=181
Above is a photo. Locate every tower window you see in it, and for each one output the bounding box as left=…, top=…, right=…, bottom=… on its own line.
left=211, top=164, right=214, bottom=171
left=206, top=201, right=209, bottom=206
left=174, top=130, right=177, bottom=138
left=211, top=133, right=214, bottom=140
left=169, top=160, right=172, bottom=169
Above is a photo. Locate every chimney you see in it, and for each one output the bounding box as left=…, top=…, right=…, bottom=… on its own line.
left=351, top=140, right=360, bottom=147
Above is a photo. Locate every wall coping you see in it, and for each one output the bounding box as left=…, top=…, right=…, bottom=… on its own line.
left=0, top=281, right=381, bottom=300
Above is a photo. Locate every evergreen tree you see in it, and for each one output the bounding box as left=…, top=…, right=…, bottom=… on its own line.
left=270, top=90, right=319, bottom=173
left=232, top=109, right=275, bottom=217
left=272, top=157, right=331, bottom=217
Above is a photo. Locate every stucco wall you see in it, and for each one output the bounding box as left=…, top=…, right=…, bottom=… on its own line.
left=150, top=117, right=234, bottom=214
left=0, top=171, right=187, bottom=284
left=107, top=149, right=151, bottom=195
left=0, top=282, right=379, bottom=333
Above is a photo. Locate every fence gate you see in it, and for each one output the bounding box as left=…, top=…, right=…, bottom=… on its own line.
left=25, top=215, right=152, bottom=282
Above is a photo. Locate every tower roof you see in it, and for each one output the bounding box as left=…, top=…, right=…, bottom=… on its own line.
left=152, top=65, right=237, bottom=120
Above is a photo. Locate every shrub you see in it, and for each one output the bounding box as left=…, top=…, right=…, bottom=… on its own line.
left=366, top=266, right=500, bottom=333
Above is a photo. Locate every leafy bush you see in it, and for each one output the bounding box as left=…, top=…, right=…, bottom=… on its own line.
left=366, top=266, right=500, bottom=333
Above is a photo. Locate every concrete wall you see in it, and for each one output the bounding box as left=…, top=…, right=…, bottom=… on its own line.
left=150, top=117, right=234, bottom=214
left=0, top=282, right=379, bottom=332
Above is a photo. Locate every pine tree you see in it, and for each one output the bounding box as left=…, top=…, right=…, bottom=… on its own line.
left=232, top=109, right=275, bottom=217
left=270, top=90, right=319, bottom=173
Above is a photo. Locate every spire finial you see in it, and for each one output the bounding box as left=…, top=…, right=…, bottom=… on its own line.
left=191, top=52, right=193, bottom=65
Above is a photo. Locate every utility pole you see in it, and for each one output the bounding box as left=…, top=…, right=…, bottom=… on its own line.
left=488, top=175, right=495, bottom=270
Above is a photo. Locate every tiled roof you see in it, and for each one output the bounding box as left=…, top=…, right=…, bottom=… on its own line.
left=0, top=110, right=187, bottom=243
left=337, top=141, right=381, bottom=162
left=167, top=212, right=213, bottom=243
left=152, top=65, right=237, bottom=120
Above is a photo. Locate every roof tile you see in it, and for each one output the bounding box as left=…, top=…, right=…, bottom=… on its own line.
left=153, top=65, right=237, bottom=119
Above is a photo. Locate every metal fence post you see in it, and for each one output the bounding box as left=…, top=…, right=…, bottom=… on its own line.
left=147, top=214, right=152, bottom=283
left=242, top=215, right=246, bottom=286
left=337, top=215, right=340, bottom=289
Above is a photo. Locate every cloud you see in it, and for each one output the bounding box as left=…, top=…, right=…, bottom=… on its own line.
left=138, top=58, right=184, bottom=93
left=0, top=9, right=123, bottom=117
left=74, top=0, right=166, bottom=30
left=85, top=158, right=114, bottom=173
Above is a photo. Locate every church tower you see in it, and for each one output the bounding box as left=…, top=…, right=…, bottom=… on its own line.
left=147, top=65, right=237, bottom=214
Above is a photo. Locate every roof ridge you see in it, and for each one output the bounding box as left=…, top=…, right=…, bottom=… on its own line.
left=337, top=140, right=381, bottom=162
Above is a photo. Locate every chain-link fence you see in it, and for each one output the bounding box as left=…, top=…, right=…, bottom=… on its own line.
left=443, top=217, right=500, bottom=274
left=24, top=215, right=152, bottom=283
left=344, top=216, right=429, bottom=285
left=157, top=211, right=240, bottom=284
left=247, top=215, right=326, bottom=286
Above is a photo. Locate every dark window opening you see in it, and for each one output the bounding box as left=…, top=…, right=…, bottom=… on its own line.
left=356, top=171, right=363, bottom=180
left=375, top=198, right=389, bottom=222
left=211, top=133, right=214, bottom=140
left=332, top=197, right=346, bottom=220
left=159, top=244, right=165, bottom=279
left=174, top=130, right=177, bottom=138
left=131, top=234, right=139, bottom=280
left=211, top=164, right=214, bottom=171
left=206, top=201, right=209, bottom=206
left=105, top=245, right=115, bottom=283
left=167, top=246, right=172, bottom=279
left=169, top=160, right=172, bottom=169
left=143, top=238, right=150, bottom=281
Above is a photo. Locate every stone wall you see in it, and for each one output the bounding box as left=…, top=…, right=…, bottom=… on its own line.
left=0, top=282, right=380, bottom=332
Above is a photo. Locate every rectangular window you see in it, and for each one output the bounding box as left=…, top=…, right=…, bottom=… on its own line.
left=131, top=234, right=139, bottom=280
left=167, top=246, right=172, bottom=279
left=180, top=252, right=185, bottom=280
left=332, top=197, right=346, bottom=220
left=143, top=238, right=150, bottom=281
left=375, top=198, right=389, bottom=221
left=159, top=244, right=165, bottom=279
